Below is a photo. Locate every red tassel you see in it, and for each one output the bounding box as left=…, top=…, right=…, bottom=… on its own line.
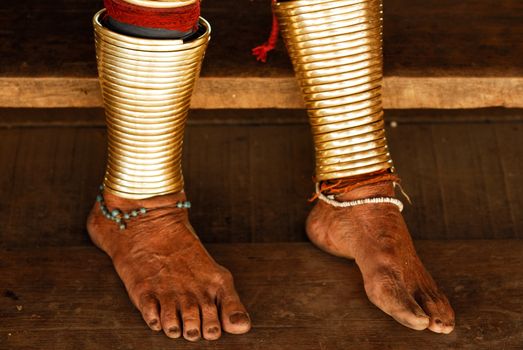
left=252, top=0, right=279, bottom=63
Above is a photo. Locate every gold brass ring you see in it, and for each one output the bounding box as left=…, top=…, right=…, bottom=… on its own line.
left=316, top=145, right=388, bottom=166
left=315, top=138, right=388, bottom=159
left=314, top=128, right=386, bottom=151
left=95, top=9, right=210, bottom=198
left=274, top=0, right=374, bottom=16
left=274, top=0, right=392, bottom=184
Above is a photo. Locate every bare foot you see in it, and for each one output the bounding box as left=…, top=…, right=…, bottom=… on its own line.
left=306, top=181, right=455, bottom=334
left=87, top=190, right=251, bottom=341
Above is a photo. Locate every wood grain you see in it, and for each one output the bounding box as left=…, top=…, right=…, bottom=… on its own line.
left=0, top=108, right=522, bottom=246
left=1, top=241, right=522, bottom=349
left=0, top=0, right=522, bottom=108
left=2, top=0, right=522, bottom=78
left=3, top=76, right=523, bottom=109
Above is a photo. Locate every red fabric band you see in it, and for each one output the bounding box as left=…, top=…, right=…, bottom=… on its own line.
left=104, top=0, right=200, bottom=32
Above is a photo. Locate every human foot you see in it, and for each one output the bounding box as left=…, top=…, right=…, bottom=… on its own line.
left=87, top=190, right=251, bottom=341
left=306, top=181, right=455, bottom=334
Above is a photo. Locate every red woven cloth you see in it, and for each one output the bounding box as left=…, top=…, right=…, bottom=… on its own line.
left=104, top=0, right=200, bottom=32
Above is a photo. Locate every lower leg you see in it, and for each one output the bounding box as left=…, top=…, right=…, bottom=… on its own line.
left=274, top=0, right=455, bottom=333
left=87, top=1, right=251, bottom=341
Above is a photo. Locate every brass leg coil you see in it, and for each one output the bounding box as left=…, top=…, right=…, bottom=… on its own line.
left=274, top=0, right=394, bottom=181
left=93, top=9, right=211, bottom=199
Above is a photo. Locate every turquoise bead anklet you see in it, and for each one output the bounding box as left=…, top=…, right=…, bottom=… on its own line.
left=96, top=185, right=191, bottom=230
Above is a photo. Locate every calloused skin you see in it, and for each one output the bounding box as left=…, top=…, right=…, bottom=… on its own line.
left=307, top=180, right=455, bottom=334
left=87, top=179, right=454, bottom=341
left=87, top=191, right=251, bottom=341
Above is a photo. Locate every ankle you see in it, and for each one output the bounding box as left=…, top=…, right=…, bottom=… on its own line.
left=88, top=188, right=190, bottom=238
left=102, top=189, right=188, bottom=212
left=316, top=170, right=398, bottom=201
left=335, top=181, right=395, bottom=201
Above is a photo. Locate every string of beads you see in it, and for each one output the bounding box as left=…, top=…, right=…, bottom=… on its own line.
left=96, top=185, right=191, bottom=230
left=315, top=183, right=404, bottom=212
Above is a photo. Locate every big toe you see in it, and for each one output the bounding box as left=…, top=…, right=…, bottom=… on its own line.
left=366, top=279, right=430, bottom=331
left=219, top=288, right=251, bottom=334
left=418, top=290, right=455, bottom=334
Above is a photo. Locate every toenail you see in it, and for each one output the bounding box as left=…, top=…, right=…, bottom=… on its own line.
left=207, top=326, right=220, bottom=334
left=149, top=319, right=158, bottom=327
left=168, top=326, right=180, bottom=334
left=186, top=329, right=200, bottom=338
left=229, top=312, right=249, bottom=325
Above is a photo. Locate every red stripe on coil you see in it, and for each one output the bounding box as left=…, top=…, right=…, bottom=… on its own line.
left=104, top=0, right=200, bottom=32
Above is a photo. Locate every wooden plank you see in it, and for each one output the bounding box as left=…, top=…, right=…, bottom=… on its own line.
left=0, top=127, right=106, bottom=248
left=1, top=241, right=522, bottom=349
left=421, top=123, right=522, bottom=239
left=247, top=124, right=313, bottom=242
left=389, top=121, right=523, bottom=240
left=0, top=0, right=522, bottom=108
left=2, top=108, right=523, bottom=128
left=496, top=123, right=523, bottom=236
left=387, top=123, right=448, bottom=239
left=1, top=0, right=522, bottom=78
left=185, top=125, right=254, bottom=243
left=1, top=109, right=522, bottom=247
left=2, top=75, right=523, bottom=109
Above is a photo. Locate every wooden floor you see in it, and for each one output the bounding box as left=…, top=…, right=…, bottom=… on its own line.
left=1, top=107, right=523, bottom=349
left=2, top=242, right=522, bottom=349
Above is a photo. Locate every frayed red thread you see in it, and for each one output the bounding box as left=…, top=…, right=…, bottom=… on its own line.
left=308, top=171, right=401, bottom=202
left=252, top=0, right=279, bottom=63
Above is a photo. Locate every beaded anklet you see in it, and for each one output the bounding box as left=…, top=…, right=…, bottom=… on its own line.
left=315, top=183, right=404, bottom=212
left=96, top=185, right=191, bottom=230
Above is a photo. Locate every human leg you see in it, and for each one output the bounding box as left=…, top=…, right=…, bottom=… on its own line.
left=274, top=0, right=455, bottom=333
left=87, top=1, right=251, bottom=341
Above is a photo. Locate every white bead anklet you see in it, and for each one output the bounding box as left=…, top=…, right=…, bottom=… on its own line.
left=315, top=183, right=404, bottom=212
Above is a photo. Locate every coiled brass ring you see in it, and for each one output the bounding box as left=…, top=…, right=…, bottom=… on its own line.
left=94, top=9, right=210, bottom=198
left=275, top=0, right=393, bottom=180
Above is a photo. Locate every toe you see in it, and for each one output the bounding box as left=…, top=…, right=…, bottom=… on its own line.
left=389, top=293, right=430, bottom=331
left=218, top=287, right=251, bottom=335
left=180, top=296, right=201, bottom=341
left=138, top=293, right=162, bottom=331
left=200, top=297, right=222, bottom=340
left=365, top=277, right=429, bottom=331
left=159, top=294, right=182, bottom=339
left=418, top=291, right=455, bottom=334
